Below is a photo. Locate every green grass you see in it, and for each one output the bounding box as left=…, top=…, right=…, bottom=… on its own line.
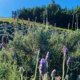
left=0, top=18, right=73, bottom=32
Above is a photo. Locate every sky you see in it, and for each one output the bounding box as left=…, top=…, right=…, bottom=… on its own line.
left=0, top=0, right=80, bottom=17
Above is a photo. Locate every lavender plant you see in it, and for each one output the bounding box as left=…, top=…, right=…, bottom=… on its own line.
left=62, top=46, right=68, bottom=80
left=45, top=51, right=50, bottom=61
left=39, top=51, right=50, bottom=80
left=0, top=43, right=4, bottom=49
left=45, top=51, right=50, bottom=75
left=51, top=69, right=56, bottom=80
left=65, top=57, right=71, bottom=80
left=39, top=58, right=47, bottom=80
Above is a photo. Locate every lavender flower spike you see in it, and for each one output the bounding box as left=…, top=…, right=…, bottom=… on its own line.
left=67, top=57, right=71, bottom=65
left=62, top=46, right=68, bottom=56
left=51, top=69, right=56, bottom=77
left=0, top=43, right=4, bottom=49
left=45, top=51, right=50, bottom=61
left=40, top=58, right=46, bottom=64
left=39, top=58, right=47, bottom=75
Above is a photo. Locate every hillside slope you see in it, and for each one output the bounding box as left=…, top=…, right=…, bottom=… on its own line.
left=0, top=18, right=73, bottom=32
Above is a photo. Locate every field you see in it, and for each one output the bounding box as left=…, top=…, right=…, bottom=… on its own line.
left=0, top=18, right=80, bottom=80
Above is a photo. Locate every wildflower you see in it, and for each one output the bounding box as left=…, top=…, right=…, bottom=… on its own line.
left=0, top=43, right=4, bottom=49
left=45, top=51, right=50, bottom=61
left=40, top=58, right=46, bottom=64
left=62, top=45, right=68, bottom=80
left=67, top=57, right=71, bottom=65
left=62, top=46, right=68, bottom=56
left=51, top=69, right=56, bottom=77
left=39, top=58, right=47, bottom=75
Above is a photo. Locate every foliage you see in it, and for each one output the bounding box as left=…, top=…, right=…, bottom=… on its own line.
left=14, top=1, right=80, bottom=29
left=0, top=20, right=80, bottom=80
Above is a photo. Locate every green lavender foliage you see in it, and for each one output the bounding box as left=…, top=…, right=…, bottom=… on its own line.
left=0, top=48, right=20, bottom=80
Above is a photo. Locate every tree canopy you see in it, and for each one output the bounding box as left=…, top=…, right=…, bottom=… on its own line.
left=13, top=2, right=80, bottom=29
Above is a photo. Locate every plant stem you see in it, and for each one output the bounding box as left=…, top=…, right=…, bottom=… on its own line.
left=62, top=55, right=66, bottom=80
left=21, top=74, right=23, bottom=80
left=34, top=50, right=40, bottom=80
left=51, top=77, right=55, bottom=80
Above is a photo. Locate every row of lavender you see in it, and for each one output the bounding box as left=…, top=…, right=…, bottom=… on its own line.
left=0, top=21, right=68, bottom=47
left=0, top=21, right=80, bottom=80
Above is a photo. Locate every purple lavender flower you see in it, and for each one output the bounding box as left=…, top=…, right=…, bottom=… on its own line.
left=45, top=51, right=50, bottom=61
left=40, top=58, right=46, bottom=64
left=39, top=58, right=47, bottom=75
left=0, top=43, right=3, bottom=49
left=63, top=46, right=68, bottom=56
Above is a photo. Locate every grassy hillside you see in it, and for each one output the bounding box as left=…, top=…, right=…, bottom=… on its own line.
left=0, top=18, right=73, bottom=32
left=0, top=18, right=80, bottom=80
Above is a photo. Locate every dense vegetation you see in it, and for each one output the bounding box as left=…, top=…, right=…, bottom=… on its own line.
left=0, top=20, right=80, bottom=80
left=13, top=1, right=80, bottom=29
